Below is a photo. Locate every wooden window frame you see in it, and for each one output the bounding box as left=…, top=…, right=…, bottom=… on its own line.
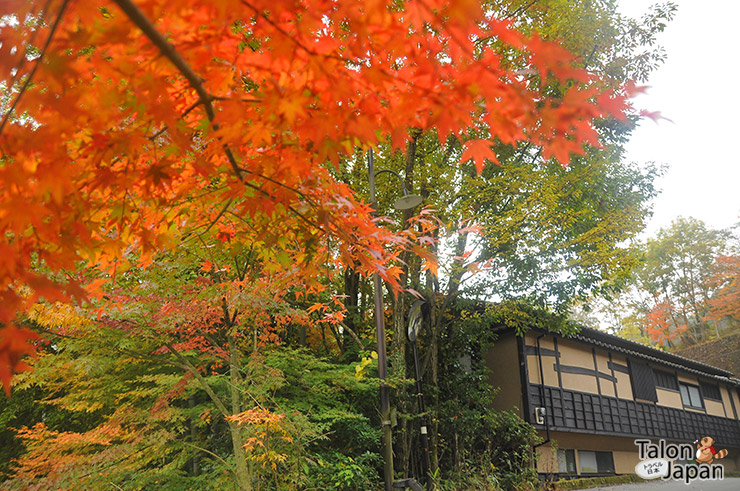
left=679, top=382, right=704, bottom=410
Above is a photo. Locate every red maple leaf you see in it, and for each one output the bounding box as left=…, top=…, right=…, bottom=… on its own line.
left=0, top=325, right=39, bottom=396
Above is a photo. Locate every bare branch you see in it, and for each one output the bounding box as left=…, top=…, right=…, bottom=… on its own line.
left=340, top=322, right=365, bottom=351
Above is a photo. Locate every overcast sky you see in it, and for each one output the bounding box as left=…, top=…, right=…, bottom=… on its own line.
left=617, top=0, right=740, bottom=236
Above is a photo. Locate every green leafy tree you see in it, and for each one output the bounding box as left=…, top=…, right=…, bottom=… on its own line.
left=603, top=217, right=734, bottom=348
left=637, top=217, right=731, bottom=344
left=332, top=0, right=673, bottom=478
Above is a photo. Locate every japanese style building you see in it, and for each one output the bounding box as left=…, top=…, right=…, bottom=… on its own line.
left=487, top=326, right=740, bottom=477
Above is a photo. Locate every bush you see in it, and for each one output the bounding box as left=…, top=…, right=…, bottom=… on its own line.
left=307, top=451, right=380, bottom=490
left=431, top=302, right=543, bottom=490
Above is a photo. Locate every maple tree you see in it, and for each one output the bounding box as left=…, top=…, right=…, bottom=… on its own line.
left=643, top=300, right=687, bottom=348
left=0, top=0, right=630, bottom=394
left=597, top=217, right=740, bottom=349
left=705, top=254, right=740, bottom=328
left=630, top=218, right=730, bottom=346
left=96, top=246, right=323, bottom=489
left=4, top=241, right=393, bottom=489
left=4, top=243, right=367, bottom=489
left=4, top=319, right=203, bottom=489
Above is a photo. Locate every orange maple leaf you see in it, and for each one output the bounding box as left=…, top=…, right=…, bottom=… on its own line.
left=461, top=139, right=498, bottom=174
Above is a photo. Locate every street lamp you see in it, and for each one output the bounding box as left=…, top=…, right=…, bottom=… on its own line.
left=367, top=148, right=422, bottom=491
left=373, top=169, right=424, bottom=211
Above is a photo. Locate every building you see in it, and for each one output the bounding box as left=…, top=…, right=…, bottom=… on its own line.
left=487, top=326, right=740, bottom=477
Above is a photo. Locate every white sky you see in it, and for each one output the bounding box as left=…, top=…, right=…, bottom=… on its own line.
left=617, top=0, right=740, bottom=236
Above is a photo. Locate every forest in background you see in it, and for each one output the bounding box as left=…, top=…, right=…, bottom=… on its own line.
left=0, top=0, right=677, bottom=489
left=574, top=217, right=740, bottom=354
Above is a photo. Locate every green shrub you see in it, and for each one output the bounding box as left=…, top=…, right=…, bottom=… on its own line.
left=307, top=451, right=380, bottom=490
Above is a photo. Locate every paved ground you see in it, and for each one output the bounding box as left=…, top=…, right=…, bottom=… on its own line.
left=591, top=477, right=740, bottom=490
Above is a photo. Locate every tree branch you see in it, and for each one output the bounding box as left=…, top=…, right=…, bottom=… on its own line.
left=111, top=0, right=243, bottom=180
left=164, top=342, right=231, bottom=418
left=113, top=0, right=375, bottom=251
left=339, top=322, right=365, bottom=351
left=181, top=441, right=236, bottom=473
left=148, top=98, right=204, bottom=141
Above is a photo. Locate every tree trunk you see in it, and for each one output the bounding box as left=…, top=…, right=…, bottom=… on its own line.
left=429, top=329, right=440, bottom=484
left=389, top=130, right=422, bottom=477
left=229, top=336, right=253, bottom=490
left=228, top=420, right=253, bottom=491
left=165, top=339, right=252, bottom=489
left=189, top=396, right=200, bottom=476
left=344, top=267, right=361, bottom=335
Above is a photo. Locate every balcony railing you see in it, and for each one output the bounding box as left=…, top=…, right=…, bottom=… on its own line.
left=529, top=385, right=740, bottom=446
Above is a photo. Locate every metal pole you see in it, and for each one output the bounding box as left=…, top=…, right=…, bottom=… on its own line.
left=412, top=339, right=431, bottom=485
left=369, top=148, right=394, bottom=491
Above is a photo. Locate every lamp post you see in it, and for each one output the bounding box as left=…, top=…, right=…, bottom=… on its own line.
left=367, top=149, right=422, bottom=491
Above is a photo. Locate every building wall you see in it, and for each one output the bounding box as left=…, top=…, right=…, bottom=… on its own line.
left=525, top=333, right=559, bottom=387
left=721, top=386, right=738, bottom=419
left=517, top=332, right=740, bottom=420
left=487, top=330, right=740, bottom=476
left=535, top=431, right=640, bottom=475
left=657, top=387, right=683, bottom=409
left=732, top=389, right=740, bottom=419
left=596, top=352, right=616, bottom=398
left=486, top=332, right=522, bottom=417
left=536, top=430, right=740, bottom=475
left=706, top=399, right=726, bottom=418
left=558, top=340, right=600, bottom=394
left=612, top=354, right=633, bottom=401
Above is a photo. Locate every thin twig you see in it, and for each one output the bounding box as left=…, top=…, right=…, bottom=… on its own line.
left=242, top=179, right=323, bottom=231
left=7, top=0, right=53, bottom=90
left=504, top=0, right=540, bottom=20
left=148, top=98, right=204, bottom=141
left=180, top=441, right=236, bottom=472
left=0, top=0, right=70, bottom=136
left=165, top=342, right=231, bottom=418
left=198, top=197, right=234, bottom=237
left=235, top=165, right=311, bottom=201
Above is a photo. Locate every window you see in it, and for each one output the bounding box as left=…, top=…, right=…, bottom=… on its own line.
left=679, top=382, right=703, bottom=408
left=578, top=450, right=615, bottom=474
left=629, top=360, right=658, bottom=401
left=557, top=449, right=576, bottom=473
left=654, top=370, right=679, bottom=390
left=700, top=381, right=722, bottom=401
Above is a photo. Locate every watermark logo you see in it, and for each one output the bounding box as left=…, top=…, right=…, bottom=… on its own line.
left=634, top=438, right=726, bottom=485
left=695, top=436, right=729, bottom=464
